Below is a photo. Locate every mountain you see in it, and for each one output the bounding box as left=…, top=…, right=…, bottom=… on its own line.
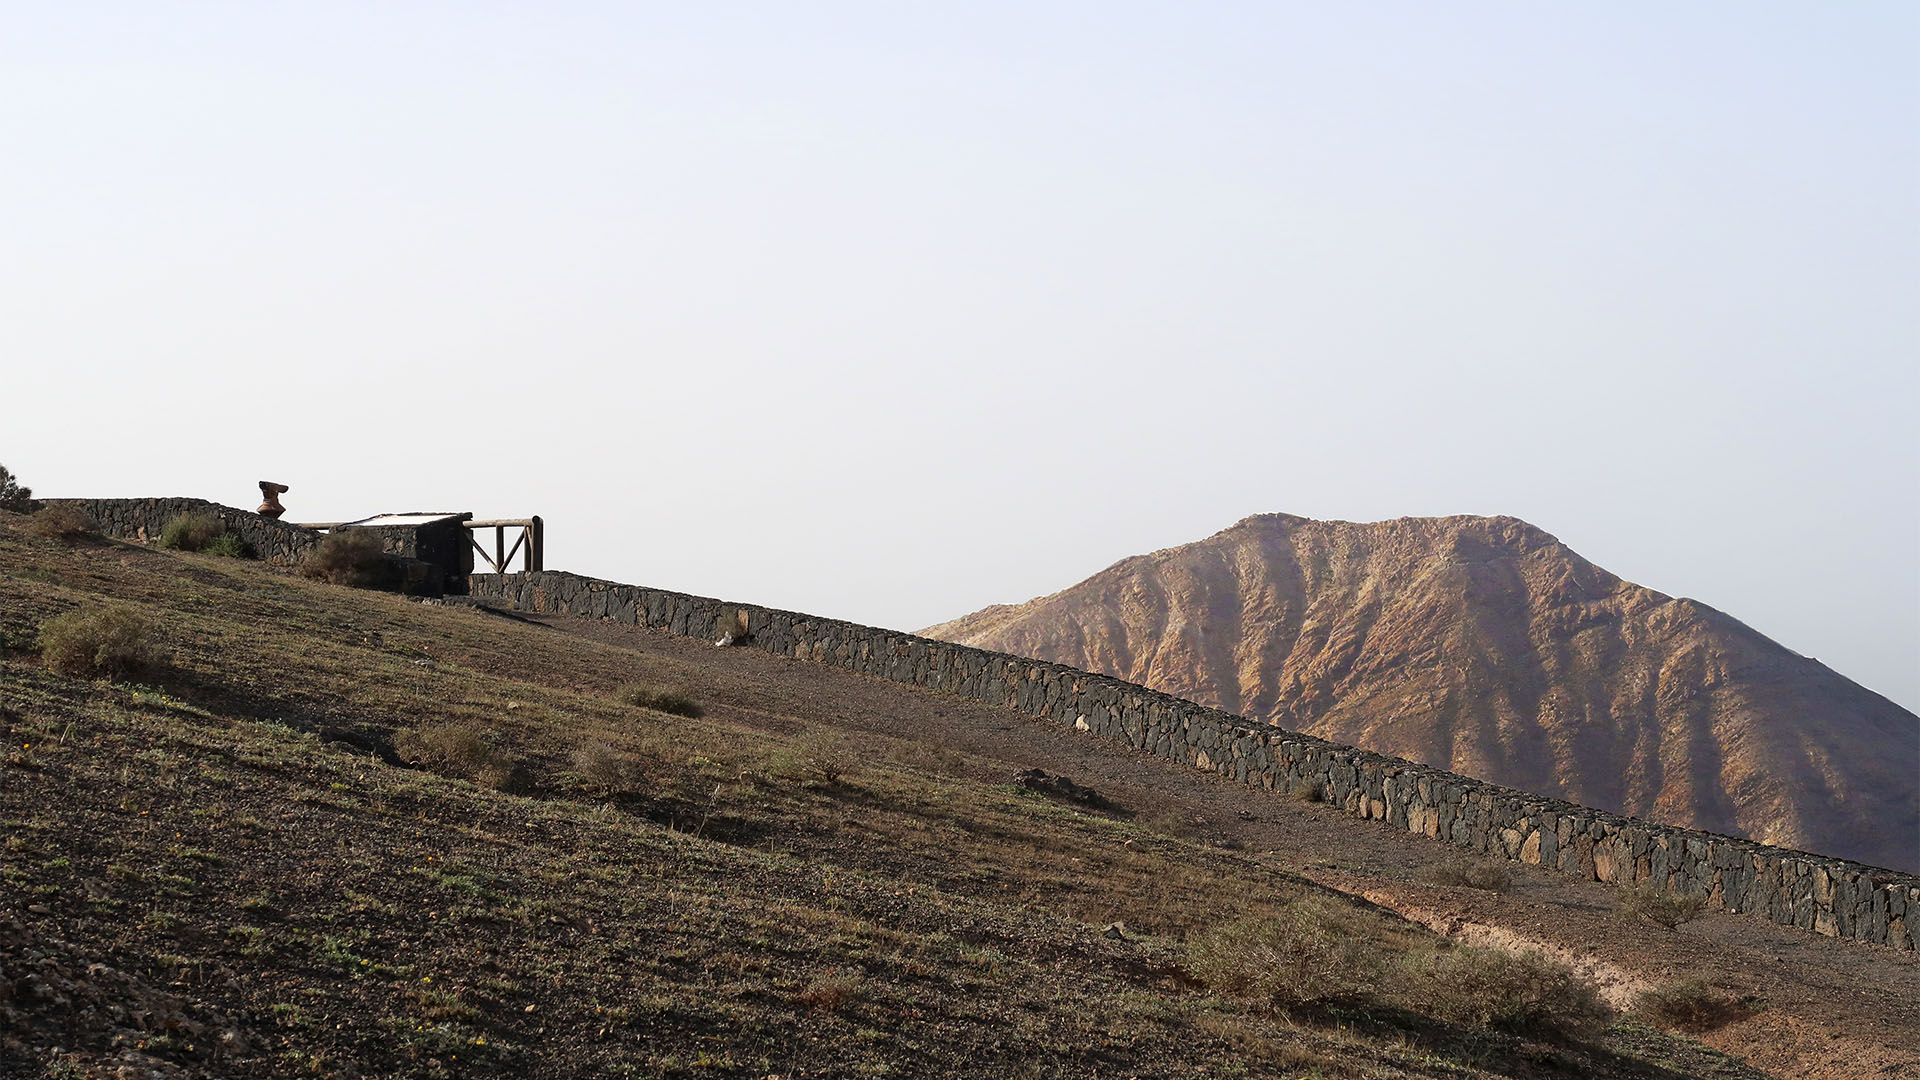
left=923, top=513, right=1919, bottom=873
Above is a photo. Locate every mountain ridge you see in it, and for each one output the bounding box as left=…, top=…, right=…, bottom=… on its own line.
left=923, top=512, right=1919, bottom=873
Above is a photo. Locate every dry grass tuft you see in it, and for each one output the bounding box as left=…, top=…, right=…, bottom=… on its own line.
left=1138, top=809, right=1197, bottom=838
left=883, top=737, right=966, bottom=777
left=1185, top=899, right=1381, bottom=1007
left=1633, top=979, right=1757, bottom=1033
left=203, top=532, right=252, bottom=558
left=157, top=512, right=226, bottom=553
left=571, top=739, right=647, bottom=794
left=1424, top=860, right=1514, bottom=892
left=37, top=607, right=162, bottom=679
left=299, top=531, right=396, bottom=590
left=1288, top=780, right=1324, bottom=803
left=783, top=728, right=851, bottom=785
left=613, top=683, right=703, bottom=718
left=395, top=723, right=523, bottom=791
left=1399, top=944, right=1610, bottom=1041
left=1193, top=902, right=1610, bottom=1042
left=796, top=970, right=867, bottom=1013
left=1616, top=884, right=1707, bottom=929
left=22, top=506, right=99, bottom=541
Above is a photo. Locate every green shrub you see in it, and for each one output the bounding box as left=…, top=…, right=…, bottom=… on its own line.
left=157, top=512, right=226, bottom=552
left=37, top=608, right=161, bottom=679
left=0, top=464, right=35, bottom=513
left=298, top=530, right=397, bottom=590
left=395, top=723, right=523, bottom=791
left=1185, top=900, right=1382, bottom=1007
left=613, top=683, right=703, bottom=718
left=1424, top=861, right=1514, bottom=892
left=1400, top=944, right=1609, bottom=1041
left=22, top=506, right=99, bottom=541
left=1617, top=884, right=1707, bottom=929
left=203, top=532, right=253, bottom=559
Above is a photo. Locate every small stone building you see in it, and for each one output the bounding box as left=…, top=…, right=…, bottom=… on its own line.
left=334, top=512, right=475, bottom=595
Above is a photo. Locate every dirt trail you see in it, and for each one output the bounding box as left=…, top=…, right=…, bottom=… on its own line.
left=517, top=612, right=1920, bottom=1080
left=1326, top=879, right=1652, bottom=1007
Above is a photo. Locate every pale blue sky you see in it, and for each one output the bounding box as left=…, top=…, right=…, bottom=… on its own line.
left=5, top=3, right=1916, bottom=711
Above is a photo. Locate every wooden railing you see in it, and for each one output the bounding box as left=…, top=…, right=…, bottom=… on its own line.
left=465, top=517, right=543, bottom=573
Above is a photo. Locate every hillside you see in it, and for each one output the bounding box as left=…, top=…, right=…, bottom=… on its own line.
left=4, top=510, right=1919, bottom=1079
left=923, top=514, right=1920, bottom=873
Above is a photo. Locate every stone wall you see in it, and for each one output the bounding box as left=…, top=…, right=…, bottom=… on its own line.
left=469, top=569, right=1920, bottom=951
left=47, top=497, right=321, bottom=566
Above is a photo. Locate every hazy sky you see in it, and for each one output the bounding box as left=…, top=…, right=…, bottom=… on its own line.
left=5, top=3, right=1916, bottom=711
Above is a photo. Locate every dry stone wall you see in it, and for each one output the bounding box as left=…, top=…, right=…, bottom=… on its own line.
left=469, top=569, right=1919, bottom=951
left=47, top=497, right=321, bottom=566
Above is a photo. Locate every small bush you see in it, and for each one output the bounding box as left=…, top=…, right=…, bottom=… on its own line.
left=298, top=530, right=397, bottom=590
left=395, top=723, right=523, bottom=791
left=1186, top=900, right=1382, bottom=1007
left=1400, top=944, right=1610, bottom=1041
left=1617, top=884, right=1707, bottom=929
left=0, top=464, right=35, bottom=513
left=1634, top=978, right=1757, bottom=1033
left=38, top=608, right=161, bottom=679
left=22, top=506, right=99, bottom=541
left=788, top=728, right=851, bottom=785
left=203, top=532, right=253, bottom=559
left=759, top=729, right=853, bottom=787
left=571, top=740, right=646, bottom=794
left=613, top=683, right=703, bottom=718
left=1288, top=780, right=1324, bottom=803
left=157, top=512, right=226, bottom=552
left=1424, top=861, right=1514, bottom=892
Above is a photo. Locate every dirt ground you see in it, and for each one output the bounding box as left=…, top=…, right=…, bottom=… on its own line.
left=525, top=612, right=1920, bottom=1080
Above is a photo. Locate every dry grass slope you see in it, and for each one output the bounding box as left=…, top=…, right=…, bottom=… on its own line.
left=0, top=511, right=1809, bottom=1078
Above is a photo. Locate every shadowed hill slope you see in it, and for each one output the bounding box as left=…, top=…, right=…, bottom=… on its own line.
left=923, top=514, right=1919, bottom=873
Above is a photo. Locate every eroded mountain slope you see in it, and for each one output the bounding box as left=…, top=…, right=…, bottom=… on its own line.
left=924, top=514, right=1919, bottom=872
